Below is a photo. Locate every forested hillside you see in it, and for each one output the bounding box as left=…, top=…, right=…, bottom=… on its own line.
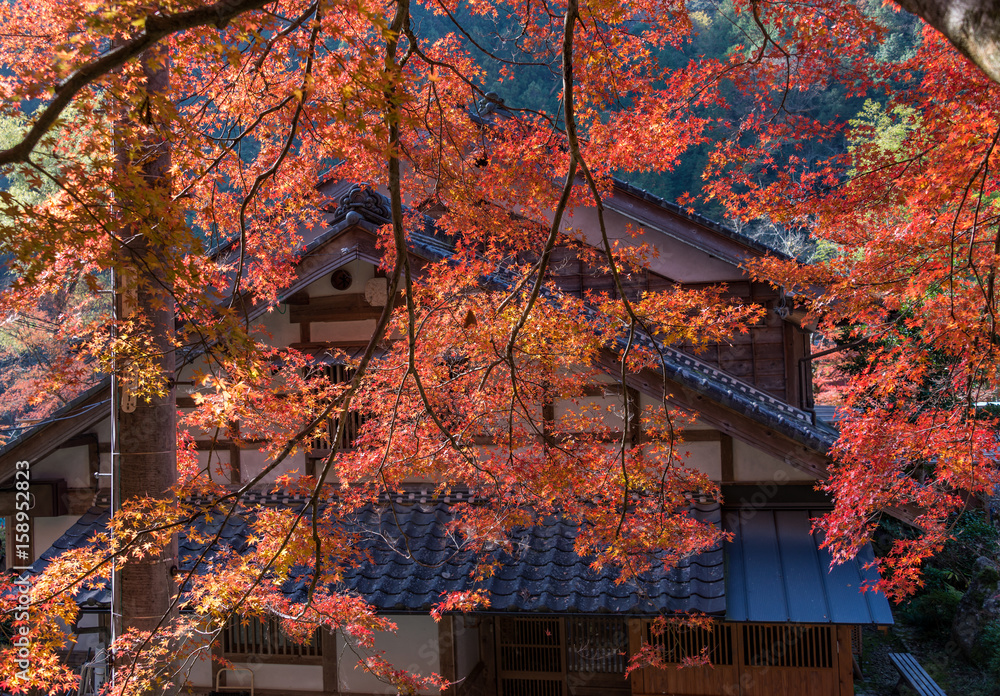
left=406, top=0, right=924, bottom=230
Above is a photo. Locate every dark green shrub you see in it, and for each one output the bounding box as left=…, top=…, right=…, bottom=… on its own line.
left=897, top=568, right=963, bottom=630
left=974, top=620, right=1000, bottom=678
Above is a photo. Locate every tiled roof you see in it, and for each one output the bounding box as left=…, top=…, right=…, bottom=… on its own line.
left=32, top=498, right=725, bottom=616
left=33, top=499, right=894, bottom=626
left=31, top=507, right=110, bottom=609
left=339, top=499, right=724, bottom=615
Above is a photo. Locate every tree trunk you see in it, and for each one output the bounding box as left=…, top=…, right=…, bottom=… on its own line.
left=893, top=0, right=1000, bottom=84
left=115, top=44, right=178, bottom=663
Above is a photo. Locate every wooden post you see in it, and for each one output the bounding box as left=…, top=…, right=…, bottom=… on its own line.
left=837, top=625, right=854, bottom=696
left=321, top=629, right=338, bottom=695
left=479, top=617, right=497, bottom=696
left=439, top=616, right=457, bottom=686
left=627, top=619, right=642, bottom=695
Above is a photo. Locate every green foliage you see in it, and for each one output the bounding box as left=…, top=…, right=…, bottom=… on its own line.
left=0, top=114, right=53, bottom=213
left=847, top=99, right=920, bottom=178
left=883, top=511, right=999, bottom=636
left=896, top=567, right=963, bottom=630
left=974, top=620, right=1000, bottom=678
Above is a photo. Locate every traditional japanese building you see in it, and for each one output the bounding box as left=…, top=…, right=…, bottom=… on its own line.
left=0, top=177, right=893, bottom=696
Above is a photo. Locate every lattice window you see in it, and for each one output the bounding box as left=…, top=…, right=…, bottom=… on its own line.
left=308, top=363, right=365, bottom=452
left=741, top=624, right=834, bottom=669
left=851, top=625, right=862, bottom=657
left=222, top=615, right=322, bottom=662
left=646, top=621, right=734, bottom=666
left=566, top=616, right=627, bottom=673
left=497, top=617, right=565, bottom=696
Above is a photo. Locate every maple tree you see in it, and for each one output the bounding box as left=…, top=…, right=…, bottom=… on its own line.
left=0, top=0, right=998, bottom=692
left=712, top=17, right=1000, bottom=601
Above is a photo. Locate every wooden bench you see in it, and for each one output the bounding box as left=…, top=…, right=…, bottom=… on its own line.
left=888, top=652, right=946, bottom=696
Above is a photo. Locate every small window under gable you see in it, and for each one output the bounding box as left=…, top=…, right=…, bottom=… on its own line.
left=307, top=362, right=365, bottom=461
left=222, top=615, right=322, bottom=664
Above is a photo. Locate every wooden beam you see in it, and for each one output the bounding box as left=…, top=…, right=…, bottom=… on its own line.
left=720, top=434, right=734, bottom=483
left=288, top=292, right=401, bottom=323
left=837, top=625, right=854, bottom=696
left=229, top=441, right=241, bottom=485
left=627, top=619, right=644, bottom=694
left=480, top=617, right=497, bottom=696
left=626, top=386, right=640, bottom=445
left=289, top=341, right=369, bottom=351
left=683, top=430, right=723, bottom=442
left=284, top=290, right=311, bottom=305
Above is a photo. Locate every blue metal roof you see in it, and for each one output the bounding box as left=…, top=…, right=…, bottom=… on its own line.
left=723, top=508, right=893, bottom=625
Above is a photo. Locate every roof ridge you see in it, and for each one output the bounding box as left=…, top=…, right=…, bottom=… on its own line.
left=609, top=177, right=792, bottom=260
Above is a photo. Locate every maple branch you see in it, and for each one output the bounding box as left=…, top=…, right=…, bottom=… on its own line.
left=960, top=128, right=1000, bottom=329
left=0, top=0, right=276, bottom=167
left=558, top=0, right=680, bottom=525
left=253, top=2, right=320, bottom=71
left=229, top=3, right=321, bottom=311
left=172, top=95, right=296, bottom=202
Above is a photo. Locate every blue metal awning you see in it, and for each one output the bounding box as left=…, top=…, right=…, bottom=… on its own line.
left=724, top=508, right=894, bottom=625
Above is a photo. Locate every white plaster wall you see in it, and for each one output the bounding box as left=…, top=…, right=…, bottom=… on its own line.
left=33, top=516, right=80, bottom=561
left=551, top=204, right=745, bottom=284
left=187, top=662, right=323, bottom=692
left=197, top=449, right=232, bottom=484
left=239, top=448, right=307, bottom=484
left=732, top=439, right=815, bottom=482
left=254, top=305, right=300, bottom=347
left=32, top=446, right=90, bottom=488
left=678, top=441, right=721, bottom=481
left=182, top=630, right=326, bottom=692
left=339, top=615, right=441, bottom=695
left=225, top=663, right=324, bottom=692
left=311, top=320, right=377, bottom=343
left=304, top=259, right=376, bottom=298
left=91, top=419, right=112, bottom=443
left=183, top=648, right=214, bottom=689
left=68, top=612, right=107, bottom=657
